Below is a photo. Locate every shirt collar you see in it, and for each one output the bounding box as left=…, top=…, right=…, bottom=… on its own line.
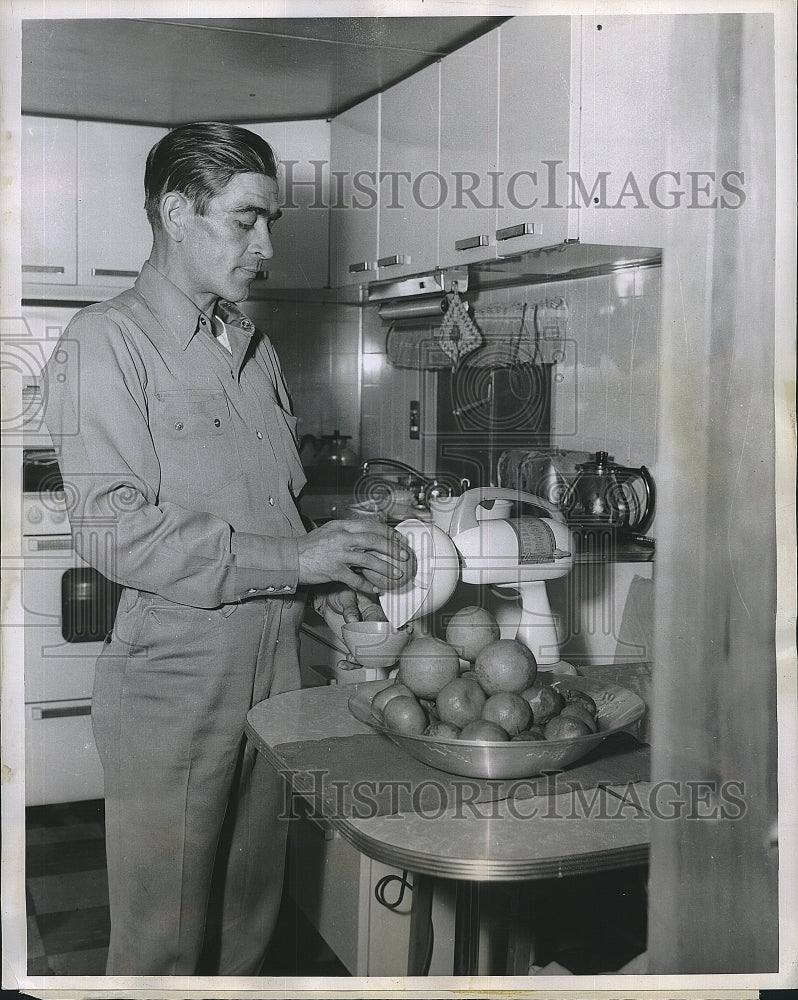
left=134, top=261, right=256, bottom=350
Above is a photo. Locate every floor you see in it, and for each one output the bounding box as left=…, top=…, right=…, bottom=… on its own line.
left=25, top=799, right=349, bottom=978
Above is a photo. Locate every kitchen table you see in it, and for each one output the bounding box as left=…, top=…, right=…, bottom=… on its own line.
left=245, top=677, right=652, bottom=976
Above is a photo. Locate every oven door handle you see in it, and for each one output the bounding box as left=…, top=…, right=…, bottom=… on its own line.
left=31, top=703, right=92, bottom=720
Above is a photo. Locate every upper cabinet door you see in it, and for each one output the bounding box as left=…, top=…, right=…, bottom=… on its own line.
left=77, top=122, right=166, bottom=287
left=377, top=61, right=440, bottom=281
left=438, top=29, right=500, bottom=267
left=496, top=16, right=577, bottom=254
left=329, top=95, right=380, bottom=287
left=245, top=121, right=330, bottom=289
left=577, top=15, right=671, bottom=249
left=21, top=117, right=78, bottom=284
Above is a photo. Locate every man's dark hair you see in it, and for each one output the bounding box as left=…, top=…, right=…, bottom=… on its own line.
left=144, top=121, right=279, bottom=228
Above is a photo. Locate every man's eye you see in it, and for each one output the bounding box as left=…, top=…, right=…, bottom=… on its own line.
left=237, top=219, right=256, bottom=231
left=267, top=217, right=279, bottom=234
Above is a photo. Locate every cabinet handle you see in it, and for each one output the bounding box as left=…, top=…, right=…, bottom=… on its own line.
left=348, top=261, right=375, bottom=274
left=22, top=265, right=65, bottom=274
left=454, top=235, right=489, bottom=252
left=496, top=223, right=537, bottom=241
left=377, top=254, right=411, bottom=268
left=31, top=703, right=92, bottom=720
left=92, top=268, right=139, bottom=278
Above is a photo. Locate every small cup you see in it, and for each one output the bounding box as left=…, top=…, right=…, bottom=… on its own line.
left=429, top=495, right=460, bottom=532
left=341, top=620, right=413, bottom=669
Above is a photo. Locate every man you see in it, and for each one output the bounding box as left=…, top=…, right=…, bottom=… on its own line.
left=43, top=121, right=414, bottom=976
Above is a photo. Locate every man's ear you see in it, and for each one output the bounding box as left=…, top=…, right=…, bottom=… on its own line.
left=160, top=192, right=190, bottom=242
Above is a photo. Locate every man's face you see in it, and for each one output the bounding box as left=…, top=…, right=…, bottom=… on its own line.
left=179, top=172, right=281, bottom=305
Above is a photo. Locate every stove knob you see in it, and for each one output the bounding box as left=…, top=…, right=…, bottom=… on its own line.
left=26, top=506, right=44, bottom=524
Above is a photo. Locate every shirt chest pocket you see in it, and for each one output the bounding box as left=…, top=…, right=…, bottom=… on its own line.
left=153, top=389, right=243, bottom=498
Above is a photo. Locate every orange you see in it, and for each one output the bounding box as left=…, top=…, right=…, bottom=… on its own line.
left=397, top=635, right=460, bottom=699
left=445, top=605, right=501, bottom=662
left=382, top=696, right=428, bottom=735
left=458, top=720, right=511, bottom=743
left=553, top=684, right=598, bottom=718
left=436, top=677, right=487, bottom=728
left=473, top=639, right=538, bottom=695
left=424, top=720, right=461, bottom=739
left=543, top=715, right=593, bottom=741
left=512, top=729, right=545, bottom=742
left=521, top=682, right=565, bottom=726
left=371, top=682, right=415, bottom=721
left=560, top=703, right=599, bottom=733
left=481, top=692, right=533, bottom=736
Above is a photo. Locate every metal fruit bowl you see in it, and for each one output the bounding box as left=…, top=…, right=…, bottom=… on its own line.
left=348, top=674, right=646, bottom=779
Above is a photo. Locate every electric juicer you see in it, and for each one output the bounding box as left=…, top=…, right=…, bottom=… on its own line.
left=380, top=487, right=576, bottom=671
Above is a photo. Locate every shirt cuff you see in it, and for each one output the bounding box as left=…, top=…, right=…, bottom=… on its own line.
left=230, top=531, right=300, bottom=599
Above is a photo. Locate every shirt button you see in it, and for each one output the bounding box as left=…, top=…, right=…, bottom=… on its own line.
left=174, top=421, right=184, bottom=431
left=247, top=588, right=258, bottom=594
left=214, top=418, right=221, bottom=428
left=256, top=430, right=263, bottom=440
left=265, top=586, right=276, bottom=593
left=268, top=497, right=275, bottom=506
left=199, top=316, right=207, bottom=325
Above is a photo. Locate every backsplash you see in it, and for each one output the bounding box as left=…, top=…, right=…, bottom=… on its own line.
left=248, top=263, right=661, bottom=480
left=246, top=297, right=362, bottom=453
left=464, top=266, right=661, bottom=470
left=358, top=265, right=662, bottom=475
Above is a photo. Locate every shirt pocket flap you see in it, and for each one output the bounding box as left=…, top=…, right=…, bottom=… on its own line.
left=272, top=401, right=307, bottom=496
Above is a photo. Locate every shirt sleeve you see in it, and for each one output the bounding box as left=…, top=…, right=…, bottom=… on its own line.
left=44, top=307, right=300, bottom=608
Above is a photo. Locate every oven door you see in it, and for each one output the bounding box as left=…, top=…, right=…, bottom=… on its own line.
left=22, top=534, right=118, bottom=805
left=22, top=534, right=120, bottom=703
left=25, top=699, right=105, bottom=806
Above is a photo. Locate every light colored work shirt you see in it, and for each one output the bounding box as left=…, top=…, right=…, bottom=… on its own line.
left=44, top=261, right=308, bottom=609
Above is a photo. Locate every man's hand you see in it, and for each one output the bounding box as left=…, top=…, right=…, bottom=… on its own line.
left=297, top=520, right=416, bottom=596
left=319, top=587, right=387, bottom=623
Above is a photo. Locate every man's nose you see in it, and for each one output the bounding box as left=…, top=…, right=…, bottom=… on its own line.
left=250, top=219, right=274, bottom=260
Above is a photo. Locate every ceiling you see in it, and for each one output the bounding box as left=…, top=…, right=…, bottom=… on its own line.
left=21, top=17, right=506, bottom=126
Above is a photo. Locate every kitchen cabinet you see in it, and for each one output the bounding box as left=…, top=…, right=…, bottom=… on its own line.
left=376, top=61, right=440, bottom=281
left=438, top=29, right=500, bottom=267
left=329, top=95, right=381, bottom=286
left=77, top=121, right=166, bottom=287
left=21, top=116, right=78, bottom=284
left=245, top=121, right=330, bottom=289
left=577, top=16, right=672, bottom=248
left=495, top=16, right=578, bottom=254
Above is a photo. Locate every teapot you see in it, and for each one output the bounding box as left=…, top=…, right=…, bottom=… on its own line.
left=562, top=451, right=655, bottom=540
left=301, top=430, right=359, bottom=468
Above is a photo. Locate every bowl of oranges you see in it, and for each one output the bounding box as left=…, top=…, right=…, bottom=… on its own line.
left=347, top=606, right=646, bottom=779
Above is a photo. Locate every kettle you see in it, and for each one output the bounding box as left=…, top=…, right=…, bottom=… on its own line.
left=314, top=430, right=359, bottom=468
left=562, top=451, right=655, bottom=540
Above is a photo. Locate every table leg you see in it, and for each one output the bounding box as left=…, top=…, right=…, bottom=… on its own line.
left=453, top=880, right=481, bottom=975
left=407, top=873, right=434, bottom=975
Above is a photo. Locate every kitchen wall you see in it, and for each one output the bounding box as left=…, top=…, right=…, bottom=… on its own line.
left=246, top=297, right=362, bottom=452
left=249, top=264, right=661, bottom=477
left=356, top=264, right=662, bottom=475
